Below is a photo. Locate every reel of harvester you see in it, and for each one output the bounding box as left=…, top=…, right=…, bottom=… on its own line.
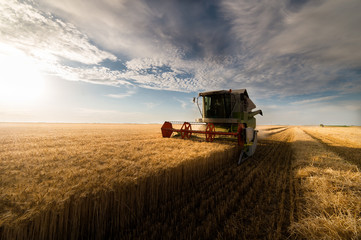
left=161, top=121, right=258, bottom=164
left=161, top=121, right=244, bottom=144
left=161, top=89, right=262, bottom=164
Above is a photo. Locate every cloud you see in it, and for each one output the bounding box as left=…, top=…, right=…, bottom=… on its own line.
left=220, top=0, right=286, bottom=51
left=1, top=0, right=360, bottom=101
left=106, top=90, right=136, bottom=99
left=267, top=0, right=361, bottom=67
left=123, top=57, right=233, bottom=92
left=220, top=0, right=361, bottom=97
left=223, top=0, right=361, bottom=96
left=33, top=0, right=246, bottom=92
left=45, top=64, right=131, bottom=86
left=0, top=0, right=116, bottom=65
left=344, top=103, right=361, bottom=111
left=0, top=0, right=235, bottom=93
left=258, top=98, right=361, bottom=126
left=221, top=0, right=361, bottom=67
left=37, top=0, right=235, bottom=59
left=291, top=96, right=338, bottom=105
left=174, top=97, right=189, bottom=109
left=144, top=102, right=159, bottom=109
left=0, top=0, right=131, bottom=90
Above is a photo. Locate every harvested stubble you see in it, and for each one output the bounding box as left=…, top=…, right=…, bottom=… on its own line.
left=217, top=126, right=295, bottom=239
left=302, top=126, right=361, bottom=148
left=301, top=126, right=361, bottom=168
left=290, top=127, right=361, bottom=239
left=115, top=126, right=296, bottom=239
left=0, top=123, right=239, bottom=239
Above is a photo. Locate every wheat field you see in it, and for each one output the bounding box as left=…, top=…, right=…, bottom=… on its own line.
left=290, top=126, right=361, bottom=239
left=0, top=123, right=239, bottom=239
left=0, top=123, right=360, bottom=239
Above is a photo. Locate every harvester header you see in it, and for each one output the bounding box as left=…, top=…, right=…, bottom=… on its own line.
left=161, top=89, right=262, bottom=164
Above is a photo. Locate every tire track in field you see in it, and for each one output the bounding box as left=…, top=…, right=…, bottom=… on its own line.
left=117, top=128, right=295, bottom=239
left=218, top=128, right=294, bottom=239
left=302, top=129, right=361, bottom=168
left=267, top=127, right=288, bottom=136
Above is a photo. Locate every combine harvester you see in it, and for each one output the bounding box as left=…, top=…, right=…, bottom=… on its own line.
left=161, top=89, right=263, bottom=164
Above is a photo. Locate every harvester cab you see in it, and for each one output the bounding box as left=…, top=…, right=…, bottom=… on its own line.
left=162, top=89, right=262, bottom=164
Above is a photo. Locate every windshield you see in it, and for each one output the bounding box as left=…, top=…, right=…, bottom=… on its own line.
left=204, top=94, right=232, bottom=118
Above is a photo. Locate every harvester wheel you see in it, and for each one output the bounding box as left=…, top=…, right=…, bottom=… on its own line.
left=205, top=123, right=215, bottom=142
left=161, top=121, right=173, bottom=138
left=180, top=122, right=192, bottom=139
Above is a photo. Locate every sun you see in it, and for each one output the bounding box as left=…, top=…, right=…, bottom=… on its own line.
left=0, top=47, right=45, bottom=105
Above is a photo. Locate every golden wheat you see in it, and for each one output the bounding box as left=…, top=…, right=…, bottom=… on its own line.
left=2, top=123, right=360, bottom=239
left=301, top=126, right=361, bottom=168
left=0, top=123, right=239, bottom=239
left=290, top=127, right=361, bottom=239
left=301, top=126, right=361, bottom=148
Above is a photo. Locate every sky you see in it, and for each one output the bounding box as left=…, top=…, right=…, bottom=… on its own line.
left=0, top=0, right=360, bottom=125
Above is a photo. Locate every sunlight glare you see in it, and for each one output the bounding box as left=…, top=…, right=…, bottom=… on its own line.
left=0, top=46, right=45, bottom=105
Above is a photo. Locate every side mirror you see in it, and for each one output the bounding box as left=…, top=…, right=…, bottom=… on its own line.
left=194, top=97, right=203, bottom=117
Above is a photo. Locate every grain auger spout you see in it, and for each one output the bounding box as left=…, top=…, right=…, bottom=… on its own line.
left=161, top=89, right=262, bottom=164
left=249, top=110, right=263, bottom=118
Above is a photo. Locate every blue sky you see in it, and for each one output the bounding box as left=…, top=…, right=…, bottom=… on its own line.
left=0, top=0, right=360, bottom=125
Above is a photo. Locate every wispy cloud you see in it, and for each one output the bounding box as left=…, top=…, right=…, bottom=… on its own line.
left=174, top=97, right=189, bottom=109
left=267, top=0, right=361, bottom=67
left=0, top=0, right=116, bottom=64
left=144, top=102, right=159, bottom=109
left=1, top=0, right=360, bottom=100
left=106, top=90, right=136, bottom=99
left=47, top=64, right=132, bottom=86
left=220, top=0, right=361, bottom=97
left=292, top=96, right=338, bottom=105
